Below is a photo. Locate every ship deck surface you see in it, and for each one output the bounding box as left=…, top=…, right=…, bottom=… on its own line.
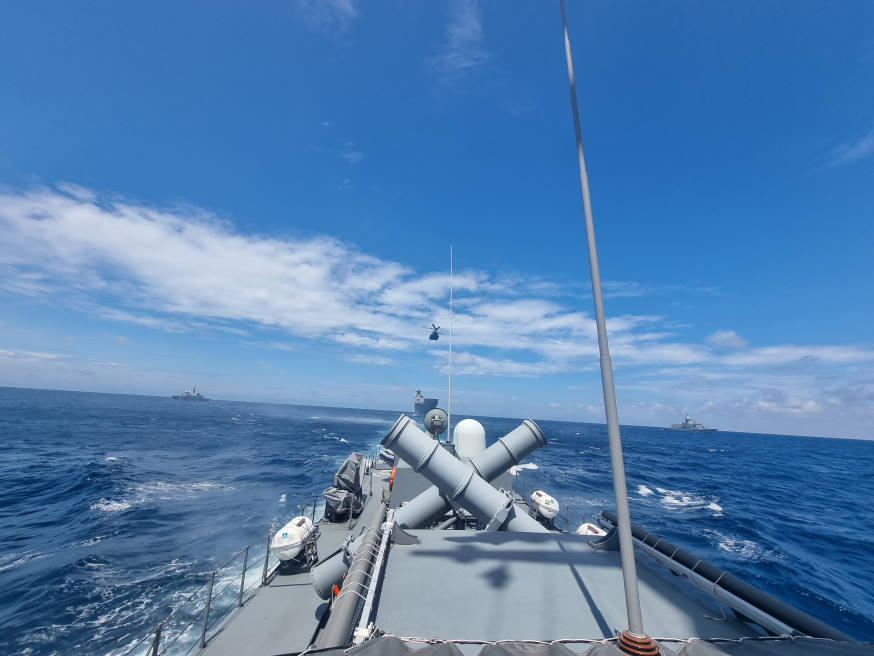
left=193, top=455, right=871, bottom=656
left=377, top=529, right=753, bottom=642
left=198, top=468, right=391, bottom=656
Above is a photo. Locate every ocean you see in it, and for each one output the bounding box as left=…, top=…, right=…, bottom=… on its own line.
left=0, top=386, right=872, bottom=655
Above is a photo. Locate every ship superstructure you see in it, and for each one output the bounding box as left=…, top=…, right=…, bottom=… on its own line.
left=172, top=386, right=208, bottom=401
left=671, top=414, right=717, bottom=432
left=413, top=390, right=438, bottom=417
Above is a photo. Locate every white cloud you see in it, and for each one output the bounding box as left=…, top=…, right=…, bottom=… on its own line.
left=340, top=147, right=364, bottom=164
left=602, top=280, right=718, bottom=298
left=444, top=351, right=558, bottom=377
left=706, top=329, right=748, bottom=349
left=825, top=128, right=874, bottom=168
left=721, top=345, right=874, bottom=367
left=0, top=347, right=65, bottom=361
left=2, top=184, right=874, bottom=440
left=756, top=397, right=823, bottom=415
left=427, top=0, right=490, bottom=76
left=343, top=353, right=395, bottom=366
left=295, top=0, right=358, bottom=29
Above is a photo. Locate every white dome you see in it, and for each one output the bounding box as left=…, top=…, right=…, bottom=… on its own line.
left=453, top=419, right=486, bottom=458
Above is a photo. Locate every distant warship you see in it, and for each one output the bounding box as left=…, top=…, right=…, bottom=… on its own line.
left=172, top=386, right=208, bottom=401
left=413, top=390, right=437, bottom=417
left=670, top=414, right=717, bottom=432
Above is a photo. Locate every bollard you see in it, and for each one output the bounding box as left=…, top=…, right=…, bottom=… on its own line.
left=238, top=546, right=249, bottom=607
left=200, top=571, right=216, bottom=648
left=150, top=622, right=162, bottom=656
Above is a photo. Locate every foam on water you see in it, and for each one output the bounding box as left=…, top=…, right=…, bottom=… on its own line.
left=90, top=499, right=132, bottom=513
left=653, top=486, right=723, bottom=515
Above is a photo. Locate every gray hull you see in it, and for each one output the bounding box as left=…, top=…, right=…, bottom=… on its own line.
left=413, top=398, right=438, bottom=416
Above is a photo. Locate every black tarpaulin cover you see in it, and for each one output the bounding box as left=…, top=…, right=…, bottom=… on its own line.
left=332, top=452, right=363, bottom=493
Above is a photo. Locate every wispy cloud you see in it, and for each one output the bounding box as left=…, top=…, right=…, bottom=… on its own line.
left=295, top=0, right=358, bottom=30
left=340, top=144, right=364, bottom=164
left=2, top=184, right=873, bottom=437
left=824, top=128, right=874, bottom=168
left=706, top=329, right=748, bottom=349
left=427, top=0, right=490, bottom=77
left=601, top=280, right=718, bottom=298
left=343, top=353, right=395, bottom=366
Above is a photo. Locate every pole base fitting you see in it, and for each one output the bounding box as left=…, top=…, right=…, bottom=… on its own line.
left=617, top=631, right=660, bottom=655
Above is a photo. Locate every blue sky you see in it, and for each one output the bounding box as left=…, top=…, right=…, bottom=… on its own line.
left=1, top=0, right=872, bottom=439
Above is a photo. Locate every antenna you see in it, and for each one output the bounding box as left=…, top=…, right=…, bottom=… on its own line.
left=448, top=244, right=453, bottom=443
left=559, top=1, right=655, bottom=652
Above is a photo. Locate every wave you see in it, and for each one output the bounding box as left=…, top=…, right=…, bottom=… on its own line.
left=90, top=481, right=232, bottom=514
left=648, top=486, right=723, bottom=516
left=90, top=499, right=131, bottom=513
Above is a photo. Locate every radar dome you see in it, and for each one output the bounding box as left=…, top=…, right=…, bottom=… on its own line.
left=453, top=419, right=486, bottom=458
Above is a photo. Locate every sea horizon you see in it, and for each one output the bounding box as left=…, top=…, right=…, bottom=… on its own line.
left=1, top=383, right=870, bottom=443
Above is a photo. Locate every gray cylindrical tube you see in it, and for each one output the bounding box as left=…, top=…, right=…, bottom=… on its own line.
left=471, top=419, right=546, bottom=479
left=382, top=415, right=545, bottom=533
left=315, top=504, right=387, bottom=649
left=395, top=419, right=547, bottom=529
left=311, top=546, right=352, bottom=600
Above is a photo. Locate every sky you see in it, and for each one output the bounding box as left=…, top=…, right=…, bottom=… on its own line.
left=0, top=0, right=872, bottom=439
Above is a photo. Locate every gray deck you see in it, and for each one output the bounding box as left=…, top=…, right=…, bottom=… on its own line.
left=198, top=467, right=392, bottom=656
left=375, top=530, right=756, bottom=642
left=192, top=455, right=867, bottom=656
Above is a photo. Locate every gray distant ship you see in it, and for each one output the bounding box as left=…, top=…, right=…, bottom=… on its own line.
left=670, top=414, right=717, bottom=432
left=413, top=390, right=437, bottom=417
left=172, top=386, right=208, bottom=401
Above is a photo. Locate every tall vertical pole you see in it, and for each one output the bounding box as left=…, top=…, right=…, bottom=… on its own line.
left=559, top=0, right=651, bottom=647
left=448, top=244, right=453, bottom=443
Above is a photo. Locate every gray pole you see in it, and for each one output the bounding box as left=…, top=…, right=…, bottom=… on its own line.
left=200, top=571, right=215, bottom=648
left=238, top=546, right=249, bottom=607
left=560, top=0, right=645, bottom=637
left=448, top=243, right=453, bottom=443
left=261, top=530, right=271, bottom=586
left=150, top=622, right=162, bottom=656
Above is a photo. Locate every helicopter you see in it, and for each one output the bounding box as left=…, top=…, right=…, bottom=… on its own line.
left=423, top=323, right=445, bottom=341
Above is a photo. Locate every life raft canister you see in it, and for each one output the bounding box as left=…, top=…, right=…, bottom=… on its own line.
left=530, top=489, right=560, bottom=519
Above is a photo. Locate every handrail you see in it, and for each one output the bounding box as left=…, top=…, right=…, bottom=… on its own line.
left=123, top=494, right=322, bottom=656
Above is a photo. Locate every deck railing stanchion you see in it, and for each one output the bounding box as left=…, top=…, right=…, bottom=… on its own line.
left=312, top=496, right=318, bottom=522
left=262, top=530, right=271, bottom=585
left=150, top=621, right=162, bottom=656
left=238, top=546, right=249, bottom=607
left=200, top=571, right=216, bottom=648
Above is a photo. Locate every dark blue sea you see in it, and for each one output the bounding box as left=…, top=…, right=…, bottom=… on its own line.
left=1, top=386, right=872, bottom=655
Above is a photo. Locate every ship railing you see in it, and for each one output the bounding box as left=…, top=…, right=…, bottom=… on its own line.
left=121, top=496, right=322, bottom=656
left=509, top=468, right=592, bottom=535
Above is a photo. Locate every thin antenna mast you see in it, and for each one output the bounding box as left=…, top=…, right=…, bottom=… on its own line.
left=559, top=1, right=655, bottom=651
left=448, top=244, right=453, bottom=443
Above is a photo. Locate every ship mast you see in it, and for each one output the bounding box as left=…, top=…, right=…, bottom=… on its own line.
left=559, top=1, right=656, bottom=652
left=447, top=244, right=453, bottom=443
